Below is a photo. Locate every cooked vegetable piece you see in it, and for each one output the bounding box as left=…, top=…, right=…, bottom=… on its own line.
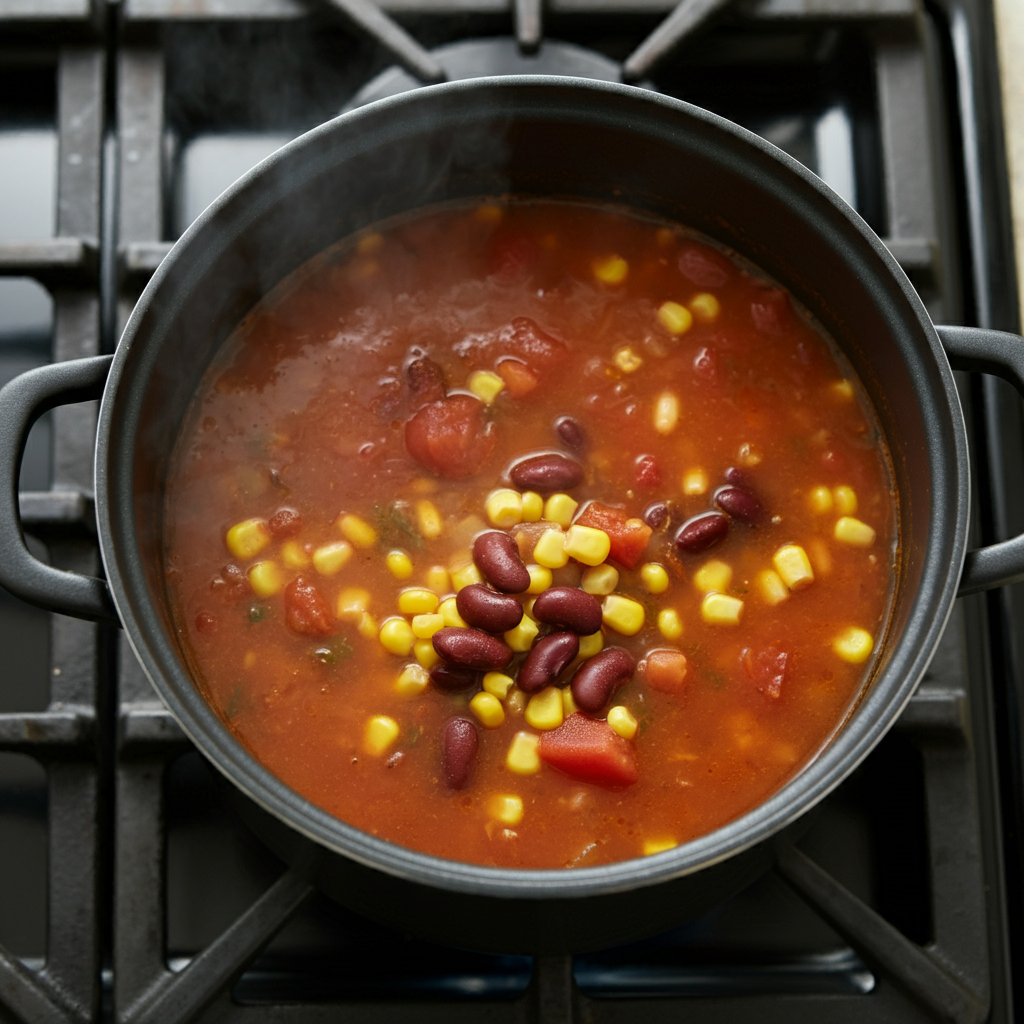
left=405, top=394, right=496, bottom=478
left=574, top=502, right=652, bottom=569
left=539, top=714, right=638, bottom=787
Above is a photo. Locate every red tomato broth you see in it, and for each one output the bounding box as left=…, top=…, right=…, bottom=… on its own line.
left=164, top=200, right=897, bottom=870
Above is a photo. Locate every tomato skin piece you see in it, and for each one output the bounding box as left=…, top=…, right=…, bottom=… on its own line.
left=742, top=645, right=788, bottom=698
left=539, top=713, right=638, bottom=787
left=575, top=501, right=652, bottom=570
left=284, top=578, right=335, bottom=637
left=404, top=394, right=496, bottom=479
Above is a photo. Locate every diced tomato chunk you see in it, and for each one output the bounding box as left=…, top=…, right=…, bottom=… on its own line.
left=496, top=357, right=539, bottom=398
left=635, top=454, right=661, bottom=488
left=284, top=578, right=334, bottom=637
left=678, top=242, right=733, bottom=288
left=539, top=713, right=638, bottom=787
left=750, top=286, right=792, bottom=336
left=575, top=501, right=652, bottom=569
left=742, top=645, right=788, bottom=698
left=644, top=649, right=688, bottom=693
left=404, top=394, right=496, bottom=478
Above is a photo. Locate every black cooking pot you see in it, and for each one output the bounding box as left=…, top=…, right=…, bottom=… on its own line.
left=3, top=77, right=1024, bottom=955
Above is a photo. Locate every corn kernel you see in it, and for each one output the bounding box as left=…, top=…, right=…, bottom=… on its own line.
left=701, top=593, right=744, bottom=625
left=398, top=588, right=439, bottom=615
left=313, top=540, right=353, bottom=577
left=525, top=686, right=564, bottom=731
left=356, top=231, right=384, bottom=254
left=490, top=793, right=524, bottom=825
left=564, top=525, right=611, bottom=566
left=439, top=596, right=468, bottom=628
left=534, top=529, right=569, bottom=569
left=522, top=564, right=550, bottom=595
left=830, top=379, right=855, bottom=402
left=523, top=598, right=538, bottom=620
left=425, top=565, right=449, bottom=592
left=363, top=715, right=400, bottom=756
left=613, top=346, right=643, bottom=373
left=643, top=838, right=678, bottom=856
left=243, top=650, right=257, bottom=670
left=485, top=488, right=523, bottom=528
left=773, top=545, right=815, bottom=591
left=475, top=203, right=502, bottom=224
left=640, top=563, right=670, bottom=594
left=281, top=540, right=310, bottom=568
left=689, top=292, right=720, bottom=322
left=658, top=300, right=693, bottom=335
left=608, top=705, right=638, bottom=740
left=682, top=468, right=708, bottom=495
left=468, top=370, right=506, bottom=405
left=413, top=638, right=440, bottom=669
left=415, top=499, right=443, bottom=539
left=834, top=517, right=876, bottom=547
left=506, top=687, right=526, bottom=714
left=483, top=671, right=514, bottom=699
left=581, top=563, right=619, bottom=595
left=357, top=612, right=378, bottom=640
left=471, top=691, right=506, bottom=728
left=809, top=486, right=834, bottom=513
left=578, top=630, right=604, bottom=659
left=450, top=562, right=483, bottom=591
left=505, top=614, right=539, bottom=652
left=603, top=594, right=646, bottom=636
left=658, top=608, right=683, bottom=640
left=693, top=559, right=732, bottom=594
left=386, top=549, right=414, bottom=579
left=833, top=486, right=858, bottom=515
left=756, top=570, right=789, bottom=606
left=337, top=586, right=371, bottom=620
left=247, top=561, right=282, bottom=598
left=226, top=518, right=270, bottom=560
left=506, top=732, right=541, bottom=774
left=411, top=613, right=444, bottom=639
left=395, top=664, right=429, bottom=697
left=521, top=491, right=543, bottom=522
left=593, top=254, right=628, bottom=285
left=653, top=392, right=680, bottom=435
left=338, top=514, right=377, bottom=549
left=562, top=687, right=578, bottom=716
left=379, top=617, right=415, bottom=656
left=834, top=626, right=874, bottom=664
left=544, top=493, right=578, bottom=529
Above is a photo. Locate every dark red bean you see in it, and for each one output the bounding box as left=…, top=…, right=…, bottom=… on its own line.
left=429, top=663, right=482, bottom=692
left=643, top=501, right=670, bottom=530
left=554, top=415, right=588, bottom=454
left=473, top=531, right=531, bottom=593
left=194, top=611, right=218, bottom=633
left=442, top=717, right=478, bottom=789
left=714, top=485, right=764, bottom=524
left=268, top=507, right=302, bottom=538
left=724, top=466, right=747, bottom=486
left=456, top=584, right=524, bottom=633
left=532, top=587, right=602, bottom=635
left=675, top=511, right=729, bottom=554
left=509, top=452, right=584, bottom=493
left=635, top=454, right=661, bottom=488
left=406, top=355, right=446, bottom=406
left=571, top=647, right=636, bottom=714
left=433, top=627, right=513, bottom=671
left=518, top=632, right=580, bottom=694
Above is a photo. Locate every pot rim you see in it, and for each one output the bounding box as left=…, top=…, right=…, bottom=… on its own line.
left=96, top=75, right=968, bottom=899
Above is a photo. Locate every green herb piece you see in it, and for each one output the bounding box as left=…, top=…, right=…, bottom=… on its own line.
left=249, top=605, right=266, bottom=623
left=373, top=501, right=424, bottom=552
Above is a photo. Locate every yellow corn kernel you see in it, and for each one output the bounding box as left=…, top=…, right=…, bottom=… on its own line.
left=756, top=569, right=790, bottom=606
left=312, top=540, right=353, bottom=577
left=398, top=588, right=439, bottom=615
left=356, top=231, right=383, bottom=254
left=506, top=687, right=526, bottom=714
left=226, top=518, right=270, bottom=561
left=643, top=838, right=678, bottom=856
left=450, top=562, right=483, bottom=591
left=830, top=379, right=855, bottom=402
left=658, top=300, right=693, bottom=335
left=578, top=630, right=604, bottom=659
left=689, top=292, right=720, bottom=322
left=773, top=545, right=815, bottom=591
left=379, top=617, right=415, bottom=656
left=244, top=562, right=280, bottom=600
left=505, top=614, right=539, bottom=653
left=485, top=488, right=523, bottom=528
left=653, top=392, right=680, bottom=435
left=833, top=485, right=858, bottom=515
left=439, top=596, right=468, bottom=628
left=564, top=525, right=611, bottom=566
left=468, top=369, right=506, bottom=405
left=603, top=594, right=646, bottom=636
left=834, top=626, right=874, bottom=664
left=701, top=592, right=744, bottom=625
left=534, top=529, right=569, bottom=569
left=522, top=598, right=538, bottom=620
left=386, top=549, right=414, bottom=579
left=593, top=254, right=628, bottom=285
left=521, top=564, right=549, bottom=595
left=608, top=705, right=638, bottom=740
left=544, top=493, right=578, bottom=528
left=338, top=514, right=377, bottom=549
left=411, top=613, right=444, bottom=639
left=835, top=516, right=875, bottom=547
left=506, top=732, right=541, bottom=774
left=808, top=486, right=834, bottom=514
left=640, top=563, right=670, bottom=594
left=475, top=203, right=502, bottom=224
left=414, top=638, right=440, bottom=669
left=693, top=559, right=732, bottom=594
left=395, top=664, right=429, bottom=698
left=281, top=540, right=310, bottom=568
left=363, top=715, right=400, bottom=756
left=682, top=467, right=708, bottom=495
left=471, top=691, right=506, bottom=728
left=581, top=563, right=618, bottom=595
left=658, top=608, right=683, bottom=640
left=489, top=793, right=524, bottom=825
left=525, top=686, right=564, bottom=731
left=243, top=650, right=257, bottom=670
left=521, top=491, right=543, bottom=522
left=425, top=565, right=449, bottom=593
left=483, top=671, right=515, bottom=699
left=415, top=499, right=443, bottom=539
left=337, top=586, right=371, bottom=620
left=562, top=687, right=578, bottom=716
left=613, top=346, right=643, bottom=373
left=357, top=612, right=378, bottom=640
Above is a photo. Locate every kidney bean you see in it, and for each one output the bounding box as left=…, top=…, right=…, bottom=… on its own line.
left=473, top=531, right=531, bottom=593
left=509, top=452, right=584, bottom=493
left=433, top=627, right=513, bottom=671
left=571, top=647, right=636, bottom=714
left=643, top=501, right=670, bottom=530
left=675, top=511, right=729, bottom=554
left=532, top=586, right=602, bottom=635
left=406, top=355, right=446, bottom=406
left=714, top=485, right=765, bottom=524
left=442, top=717, right=478, bottom=789
left=429, top=663, right=482, bottom=692
left=554, top=415, right=588, bottom=454
left=518, top=632, right=580, bottom=694
left=724, top=466, right=747, bottom=486
left=456, top=584, right=524, bottom=633
left=635, top=454, right=661, bottom=488
left=268, top=507, right=302, bottom=539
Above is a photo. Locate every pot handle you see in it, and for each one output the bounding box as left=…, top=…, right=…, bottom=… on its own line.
left=0, top=355, right=119, bottom=623
left=937, top=324, right=1024, bottom=597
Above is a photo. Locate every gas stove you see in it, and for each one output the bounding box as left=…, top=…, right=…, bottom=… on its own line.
left=1, top=0, right=1020, bottom=1021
